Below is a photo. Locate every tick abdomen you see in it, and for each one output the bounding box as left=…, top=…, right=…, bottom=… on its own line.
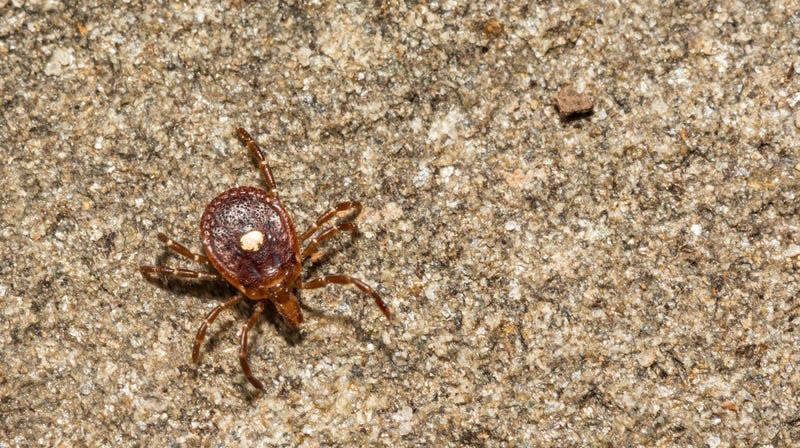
left=200, top=187, right=299, bottom=291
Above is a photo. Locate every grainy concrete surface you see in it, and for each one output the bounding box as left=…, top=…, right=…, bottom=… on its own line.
left=2, top=1, right=800, bottom=446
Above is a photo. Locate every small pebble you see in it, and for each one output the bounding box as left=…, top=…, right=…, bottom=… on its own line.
left=44, top=47, right=74, bottom=76
left=555, top=86, right=593, bottom=117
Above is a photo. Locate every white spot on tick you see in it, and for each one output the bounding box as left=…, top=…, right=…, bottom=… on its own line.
left=240, top=230, right=265, bottom=252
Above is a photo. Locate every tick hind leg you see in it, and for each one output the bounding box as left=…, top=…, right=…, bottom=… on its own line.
left=239, top=302, right=266, bottom=390
left=302, top=274, right=391, bottom=320
left=193, top=295, right=243, bottom=362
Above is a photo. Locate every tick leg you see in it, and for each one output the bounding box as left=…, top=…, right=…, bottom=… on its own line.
left=157, top=233, right=209, bottom=264
left=299, top=201, right=362, bottom=242
left=239, top=302, right=266, bottom=390
left=301, top=222, right=357, bottom=263
left=193, top=295, right=243, bottom=363
left=139, top=265, right=222, bottom=281
left=236, top=127, right=277, bottom=194
left=302, top=274, right=391, bottom=320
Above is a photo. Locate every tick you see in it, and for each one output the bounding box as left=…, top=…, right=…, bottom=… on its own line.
left=140, top=127, right=391, bottom=390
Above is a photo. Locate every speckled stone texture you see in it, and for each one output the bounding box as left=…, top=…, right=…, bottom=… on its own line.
left=2, top=1, right=800, bottom=446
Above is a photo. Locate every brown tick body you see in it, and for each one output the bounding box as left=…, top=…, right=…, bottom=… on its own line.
left=140, top=128, right=391, bottom=390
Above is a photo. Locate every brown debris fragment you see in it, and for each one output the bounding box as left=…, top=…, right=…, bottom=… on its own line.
left=75, top=21, right=88, bottom=37
left=555, top=86, right=593, bottom=118
left=479, top=19, right=504, bottom=39
left=720, top=401, right=739, bottom=412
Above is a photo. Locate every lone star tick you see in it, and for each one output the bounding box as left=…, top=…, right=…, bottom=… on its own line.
left=140, top=127, right=392, bottom=390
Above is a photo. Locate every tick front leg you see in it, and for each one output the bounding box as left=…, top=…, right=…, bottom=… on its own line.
left=302, top=274, right=391, bottom=320
left=236, top=127, right=277, bottom=195
left=157, top=233, right=209, bottom=264
left=299, top=201, right=362, bottom=242
left=301, top=222, right=357, bottom=263
left=139, top=265, right=222, bottom=281
left=239, top=302, right=266, bottom=390
left=193, top=295, right=243, bottom=363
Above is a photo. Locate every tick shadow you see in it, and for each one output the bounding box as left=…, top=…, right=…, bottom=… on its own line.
left=299, top=301, right=394, bottom=357
left=559, top=109, right=594, bottom=125
left=301, top=231, right=361, bottom=279
left=296, top=230, right=393, bottom=357
left=185, top=297, right=307, bottom=400
left=236, top=305, right=309, bottom=402
left=141, top=251, right=305, bottom=350
left=142, top=235, right=389, bottom=399
left=235, top=300, right=394, bottom=401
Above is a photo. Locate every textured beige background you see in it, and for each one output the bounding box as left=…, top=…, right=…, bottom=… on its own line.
left=2, top=1, right=800, bottom=446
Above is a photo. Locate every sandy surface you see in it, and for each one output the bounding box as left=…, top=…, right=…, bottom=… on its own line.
left=2, top=1, right=800, bottom=446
